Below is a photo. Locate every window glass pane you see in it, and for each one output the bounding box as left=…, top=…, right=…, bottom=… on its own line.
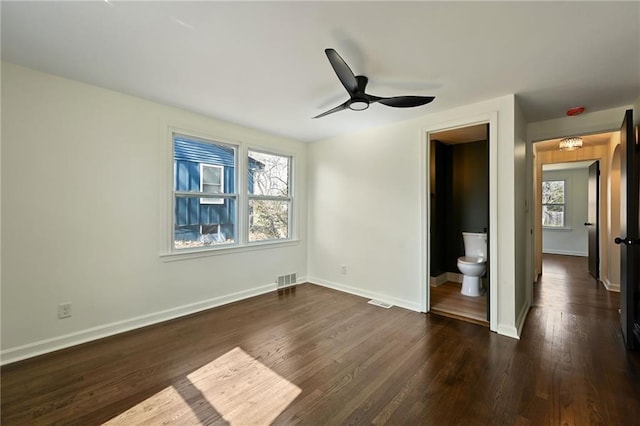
left=542, top=181, right=564, bottom=204
left=202, top=165, right=221, bottom=184
left=202, top=183, right=222, bottom=193
left=249, top=200, right=289, bottom=241
left=542, top=205, right=564, bottom=227
left=200, top=165, right=224, bottom=205
left=248, top=151, right=289, bottom=196
left=174, top=196, right=236, bottom=248
left=174, top=135, right=235, bottom=194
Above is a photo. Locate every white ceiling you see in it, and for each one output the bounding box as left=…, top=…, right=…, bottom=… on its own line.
left=2, top=1, right=639, bottom=142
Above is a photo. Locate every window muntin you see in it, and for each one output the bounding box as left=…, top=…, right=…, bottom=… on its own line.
left=173, top=134, right=237, bottom=249
left=200, top=164, right=224, bottom=205
left=248, top=150, right=291, bottom=242
left=542, top=180, right=566, bottom=227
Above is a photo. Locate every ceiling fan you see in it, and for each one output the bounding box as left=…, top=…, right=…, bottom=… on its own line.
left=314, top=48, right=435, bottom=119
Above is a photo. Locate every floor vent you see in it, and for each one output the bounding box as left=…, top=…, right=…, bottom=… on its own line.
left=277, top=273, right=297, bottom=289
left=368, top=299, right=393, bottom=309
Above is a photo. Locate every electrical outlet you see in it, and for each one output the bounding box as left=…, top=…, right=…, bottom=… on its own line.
left=58, top=302, right=72, bottom=319
left=341, top=265, right=347, bottom=275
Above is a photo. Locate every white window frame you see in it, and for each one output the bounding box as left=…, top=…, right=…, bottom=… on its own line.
left=247, top=149, right=293, bottom=243
left=542, top=179, right=567, bottom=228
left=172, top=132, right=239, bottom=252
left=163, top=128, right=297, bottom=260
left=199, top=163, right=224, bottom=205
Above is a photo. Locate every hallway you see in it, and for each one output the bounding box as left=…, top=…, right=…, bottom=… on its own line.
left=535, top=253, right=619, bottom=316
left=521, top=253, right=640, bottom=422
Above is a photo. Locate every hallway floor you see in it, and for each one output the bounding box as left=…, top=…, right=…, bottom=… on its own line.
left=535, top=253, right=619, bottom=316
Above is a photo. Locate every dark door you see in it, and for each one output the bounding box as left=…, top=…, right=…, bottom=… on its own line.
left=586, top=161, right=599, bottom=278
left=616, top=109, right=639, bottom=350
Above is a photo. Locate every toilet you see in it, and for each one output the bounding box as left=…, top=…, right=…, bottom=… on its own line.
left=457, top=232, right=487, bottom=297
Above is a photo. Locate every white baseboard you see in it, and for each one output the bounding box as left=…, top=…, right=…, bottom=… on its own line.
left=495, top=301, right=530, bottom=340
left=497, top=324, right=520, bottom=339
left=603, top=278, right=621, bottom=292
left=0, top=280, right=289, bottom=366
left=308, top=276, right=422, bottom=313
left=542, top=249, right=588, bottom=257
left=515, top=302, right=530, bottom=338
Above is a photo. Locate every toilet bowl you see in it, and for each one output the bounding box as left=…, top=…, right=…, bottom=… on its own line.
left=457, top=232, right=487, bottom=297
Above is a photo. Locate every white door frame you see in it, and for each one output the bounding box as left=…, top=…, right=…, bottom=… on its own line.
left=421, top=112, right=498, bottom=332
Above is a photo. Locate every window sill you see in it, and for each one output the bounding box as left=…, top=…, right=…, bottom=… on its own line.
left=160, top=239, right=301, bottom=262
left=542, top=226, right=572, bottom=231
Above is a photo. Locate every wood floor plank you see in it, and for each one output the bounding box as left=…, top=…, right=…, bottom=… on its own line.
left=430, top=281, right=488, bottom=325
left=2, top=254, right=640, bottom=424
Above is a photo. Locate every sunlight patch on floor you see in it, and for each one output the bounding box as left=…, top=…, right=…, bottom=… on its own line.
left=104, top=347, right=301, bottom=425
left=186, top=347, right=302, bottom=424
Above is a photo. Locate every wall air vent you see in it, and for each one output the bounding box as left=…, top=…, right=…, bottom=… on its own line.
left=276, top=273, right=297, bottom=289
left=367, top=299, right=393, bottom=309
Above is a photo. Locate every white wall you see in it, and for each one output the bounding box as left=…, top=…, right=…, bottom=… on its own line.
left=542, top=168, right=589, bottom=256
left=607, top=133, right=621, bottom=291
left=514, top=98, right=529, bottom=331
left=1, top=63, right=308, bottom=364
left=307, top=94, right=525, bottom=338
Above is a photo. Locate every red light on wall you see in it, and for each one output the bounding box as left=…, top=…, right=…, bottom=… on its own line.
left=566, top=106, right=585, bottom=116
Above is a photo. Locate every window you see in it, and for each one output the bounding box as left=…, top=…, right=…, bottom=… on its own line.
left=171, top=133, right=294, bottom=253
left=248, top=150, right=291, bottom=242
left=199, top=164, right=224, bottom=204
left=542, top=180, right=566, bottom=227
left=173, top=134, right=237, bottom=249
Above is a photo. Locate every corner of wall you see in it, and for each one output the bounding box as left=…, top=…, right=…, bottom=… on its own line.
left=497, top=300, right=530, bottom=340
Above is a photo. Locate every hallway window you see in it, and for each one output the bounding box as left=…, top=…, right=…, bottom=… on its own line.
left=542, top=180, right=566, bottom=227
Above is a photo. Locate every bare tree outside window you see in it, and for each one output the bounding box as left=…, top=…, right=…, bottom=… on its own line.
left=542, top=180, right=565, bottom=227
left=248, top=151, right=291, bottom=241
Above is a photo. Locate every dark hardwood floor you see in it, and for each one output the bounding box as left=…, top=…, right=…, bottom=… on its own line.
left=2, top=255, right=639, bottom=424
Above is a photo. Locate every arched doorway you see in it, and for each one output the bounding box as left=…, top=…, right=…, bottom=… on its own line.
left=608, top=144, right=621, bottom=290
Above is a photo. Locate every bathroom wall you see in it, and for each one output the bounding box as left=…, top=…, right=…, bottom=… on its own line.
left=430, top=141, right=452, bottom=277
left=431, top=139, right=489, bottom=274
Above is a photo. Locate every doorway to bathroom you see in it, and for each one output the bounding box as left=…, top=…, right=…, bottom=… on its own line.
left=427, top=123, right=490, bottom=326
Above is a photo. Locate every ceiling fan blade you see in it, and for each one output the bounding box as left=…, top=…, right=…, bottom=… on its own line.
left=313, top=100, right=350, bottom=119
left=325, top=48, right=358, bottom=95
left=377, top=95, right=435, bottom=108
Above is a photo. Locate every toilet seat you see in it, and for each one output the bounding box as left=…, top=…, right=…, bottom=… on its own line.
left=457, top=256, right=485, bottom=265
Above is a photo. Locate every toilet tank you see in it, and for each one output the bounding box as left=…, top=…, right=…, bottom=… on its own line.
left=462, top=232, right=487, bottom=259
